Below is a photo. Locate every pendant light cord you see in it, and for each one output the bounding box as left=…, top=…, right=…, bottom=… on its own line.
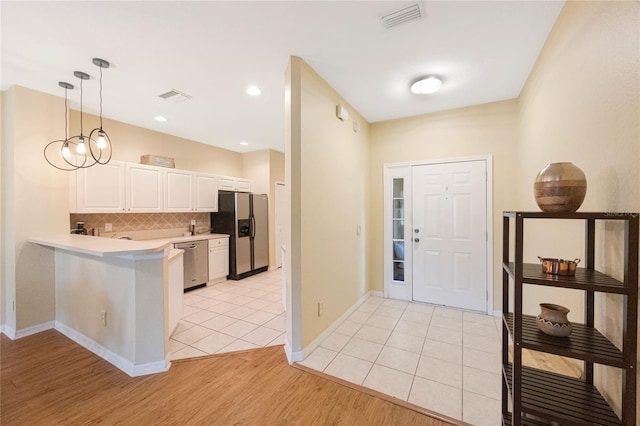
left=64, top=88, right=69, bottom=140
left=79, top=77, right=84, bottom=136
left=99, top=65, right=103, bottom=129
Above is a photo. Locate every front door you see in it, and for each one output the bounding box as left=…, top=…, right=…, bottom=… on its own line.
left=411, top=160, right=487, bottom=311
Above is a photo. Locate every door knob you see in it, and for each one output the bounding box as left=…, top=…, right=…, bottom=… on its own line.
left=414, top=238, right=420, bottom=242
left=414, top=229, right=420, bottom=233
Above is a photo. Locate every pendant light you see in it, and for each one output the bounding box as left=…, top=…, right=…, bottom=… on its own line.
left=44, top=57, right=112, bottom=171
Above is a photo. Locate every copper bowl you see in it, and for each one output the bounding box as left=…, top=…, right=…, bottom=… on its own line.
left=538, top=256, right=580, bottom=276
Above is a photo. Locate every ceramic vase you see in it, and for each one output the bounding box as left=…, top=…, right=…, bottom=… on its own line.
left=536, top=303, right=572, bottom=337
left=533, top=162, right=587, bottom=212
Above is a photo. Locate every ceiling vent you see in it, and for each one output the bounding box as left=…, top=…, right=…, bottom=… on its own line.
left=380, top=3, right=424, bottom=30
left=157, top=89, right=192, bottom=103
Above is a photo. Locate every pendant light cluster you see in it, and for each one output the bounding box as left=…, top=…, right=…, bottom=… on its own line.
left=44, top=58, right=112, bottom=171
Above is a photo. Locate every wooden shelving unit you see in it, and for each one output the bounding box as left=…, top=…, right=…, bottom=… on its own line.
left=501, top=211, right=638, bottom=425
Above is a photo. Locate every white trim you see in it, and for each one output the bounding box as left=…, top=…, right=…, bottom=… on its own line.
left=284, top=336, right=301, bottom=363
left=493, top=310, right=502, bottom=317
left=383, top=155, right=494, bottom=315
left=15, top=320, right=55, bottom=339
left=294, top=291, right=374, bottom=362
left=370, top=290, right=384, bottom=297
left=54, top=321, right=169, bottom=377
left=2, top=324, right=16, bottom=339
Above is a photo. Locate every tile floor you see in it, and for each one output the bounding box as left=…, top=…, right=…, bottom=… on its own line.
left=300, top=296, right=503, bottom=425
left=170, top=269, right=285, bottom=359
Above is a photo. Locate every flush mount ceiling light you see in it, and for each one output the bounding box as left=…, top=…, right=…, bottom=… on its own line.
left=154, top=116, right=168, bottom=122
left=240, top=141, right=249, bottom=146
left=246, top=86, right=261, bottom=96
left=44, top=58, right=113, bottom=171
left=410, top=76, right=443, bottom=95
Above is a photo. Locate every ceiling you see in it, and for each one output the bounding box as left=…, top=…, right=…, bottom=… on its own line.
left=1, top=1, right=564, bottom=153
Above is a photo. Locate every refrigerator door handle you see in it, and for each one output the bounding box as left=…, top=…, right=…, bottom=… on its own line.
left=250, top=216, right=256, bottom=238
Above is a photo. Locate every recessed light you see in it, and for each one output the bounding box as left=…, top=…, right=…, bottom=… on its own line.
left=410, top=76, right=443, bottom=94
left=240, top=141, right=249, bottom=146
left=246, top=86, right=261, bottom=96
left=154, top=116, right=168, bottom=122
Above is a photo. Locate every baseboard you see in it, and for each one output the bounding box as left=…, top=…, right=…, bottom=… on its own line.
left=284, top=336, right=302, bottom=363
left=370, top=290, right=384, bottom=297
left=54, top=321, right=169, bottom=377
left=1, top=324, right=16, bottom=339
left=493, top=310, right=502, bottom=317
left=296, top=290, right=376, bottom=361
left=1, top=321, right=55, bottom=340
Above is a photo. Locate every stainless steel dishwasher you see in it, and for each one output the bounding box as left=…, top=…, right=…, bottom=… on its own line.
left=174, top=240, right=209, bottom=291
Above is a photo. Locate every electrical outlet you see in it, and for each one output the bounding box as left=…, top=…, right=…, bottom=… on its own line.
left=318, top=301, right=324, bottom=317
left=101, top=311, right=107, bottom=327
left=105, top=223, right=113, bottom=232
left=356, top=224, right=361, bottom=236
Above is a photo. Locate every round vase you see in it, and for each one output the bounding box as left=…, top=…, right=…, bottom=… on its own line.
left=533, top=162, right=587, bottom=212
left=536, top=303, right=572, bottom=337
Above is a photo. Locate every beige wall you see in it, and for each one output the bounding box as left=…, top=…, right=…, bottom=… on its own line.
left=70, top=111, right=244, bottom=177
left=268, top=150, right=285, bottom=267
left=1, top=86, right=70, bottom=332
left=517, top=1, right=639, bottom=419
left=289, top=57, right=371, bottom=348
left=369, top=100, right=519, bottom=309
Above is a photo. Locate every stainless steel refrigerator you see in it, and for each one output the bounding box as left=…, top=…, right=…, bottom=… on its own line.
left=210, top=191, right=269, bottom=280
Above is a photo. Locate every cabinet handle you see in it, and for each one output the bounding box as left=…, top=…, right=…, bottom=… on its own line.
left=414, top=238, right=420, bottom=242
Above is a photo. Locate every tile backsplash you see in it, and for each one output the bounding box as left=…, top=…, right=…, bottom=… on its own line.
left=70, top=212, right=210, bottom=234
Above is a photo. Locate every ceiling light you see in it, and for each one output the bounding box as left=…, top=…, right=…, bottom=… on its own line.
left=240, top=141, right=249, bottom=146
left=154, top=116, right=168, bottom=122
left=246, top=86, right=261, bottom=96
left=410, top=76, right=443, bottom=94
left=44, top=58, right=113, bottom=171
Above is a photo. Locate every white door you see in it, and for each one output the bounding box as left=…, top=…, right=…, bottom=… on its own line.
left=412, top=161, right=487, bottom=311
left=275, top=182, right=285, bottom=268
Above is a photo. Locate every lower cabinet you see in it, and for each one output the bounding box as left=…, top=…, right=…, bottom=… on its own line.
left=208, top=237, right=229, bottom=282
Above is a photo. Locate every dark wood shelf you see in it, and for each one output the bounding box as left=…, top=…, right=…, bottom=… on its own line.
left=502, top=262, right=627, bottom=294
left=504, top=313, right=625, bottom=368
left=504, top=364, right=622, bottom=425
left=503, top=211, right=638, bottom=220
left=502, top=412, right=550, bottom=426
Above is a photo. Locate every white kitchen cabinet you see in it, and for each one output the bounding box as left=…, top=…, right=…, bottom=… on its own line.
left=126, top=163, right=163, bottom=212
left=218, top=176, right=252, bottom=192
left=208, top=237, right=229, bottom=282
left=164, top=170, right=217, bottom=212
left=193, top=173, right=218, bottom=212
left=71, top=160, right=126, bottom=213
left=164, top=169, right=193, bottom=212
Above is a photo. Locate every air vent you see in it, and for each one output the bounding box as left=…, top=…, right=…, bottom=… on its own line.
left=157, top=89, right=192, bottom=103
left=380, top=3, right=424, bottom=30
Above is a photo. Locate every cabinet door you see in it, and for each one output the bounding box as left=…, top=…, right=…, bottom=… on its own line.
left=194, top=173, right=218, bottom=212
left=126, top=163, right=163, bottom=212
left=208, top=238, right=229, bottom=281
left=164, top=169, right=193, bottom=212
left=236, top=179, right=252, bottom=193
left=75, top=161, right=126, bottom=213
left=218, top=176, right=236, bottom=191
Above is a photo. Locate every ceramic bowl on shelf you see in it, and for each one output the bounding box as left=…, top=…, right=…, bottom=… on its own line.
left=536, top=303, right=572, bottom=337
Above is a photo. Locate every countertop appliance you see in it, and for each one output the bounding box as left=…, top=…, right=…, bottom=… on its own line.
left=211, top=191, right=269, bottom=280
left=174, top=240, right=208, bottom=291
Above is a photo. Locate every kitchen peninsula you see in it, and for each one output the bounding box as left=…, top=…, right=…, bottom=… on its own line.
left=29, top=233, right=228, bottom=376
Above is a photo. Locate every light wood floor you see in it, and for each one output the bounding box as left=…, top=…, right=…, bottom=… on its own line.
left=1, top=330, right=454, bottom=425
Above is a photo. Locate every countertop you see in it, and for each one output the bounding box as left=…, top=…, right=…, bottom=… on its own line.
left=29, top=233, right=229, bottom=258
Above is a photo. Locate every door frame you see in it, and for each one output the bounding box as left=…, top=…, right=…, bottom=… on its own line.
left=383, top=155, right=494, bottom=314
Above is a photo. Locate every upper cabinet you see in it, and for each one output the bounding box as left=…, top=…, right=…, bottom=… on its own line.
left=126, top=163, right=163, bottom=212
left=71, top=160, right=249, bottom=213
left=164, top=170, right=218, bottom=212
left=164, top=169, right=193, bottom=212
left=193, top=173, right=218, bottom=212
left=71, top=161, right=126, bottom=213
left=219, top=176, right=252, bottom=192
